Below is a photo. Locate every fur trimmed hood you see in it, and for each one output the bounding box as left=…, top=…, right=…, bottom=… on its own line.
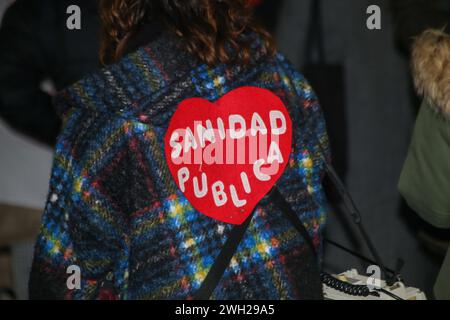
left=412, top=29, right=450, bottom=118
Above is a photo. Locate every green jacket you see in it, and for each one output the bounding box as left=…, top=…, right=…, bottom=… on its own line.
left=399, top=29, right=450, bottom=300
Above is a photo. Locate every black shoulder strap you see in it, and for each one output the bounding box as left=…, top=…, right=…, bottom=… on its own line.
left=193, top=212, right=255, bottom=300
left=194, top=187, right=317, bottom=300
left=270, top=188, right=318, bottom=257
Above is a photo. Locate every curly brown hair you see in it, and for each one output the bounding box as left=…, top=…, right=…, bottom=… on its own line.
left=98, top=0, right=275, bottom=66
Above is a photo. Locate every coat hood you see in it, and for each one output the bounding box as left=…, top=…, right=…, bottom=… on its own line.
left=412, top=29, right=450, bottom=118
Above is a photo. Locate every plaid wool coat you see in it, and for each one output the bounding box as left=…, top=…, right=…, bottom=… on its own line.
left=29, top=32, right=330, bottom=300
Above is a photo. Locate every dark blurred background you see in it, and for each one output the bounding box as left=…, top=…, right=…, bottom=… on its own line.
left=1, top=0, right=449, bottom=299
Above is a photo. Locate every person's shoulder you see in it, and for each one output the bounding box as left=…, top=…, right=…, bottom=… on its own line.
left=268, top=52, right=318, bottom=101
left=272, top=52, right=297, bottom=73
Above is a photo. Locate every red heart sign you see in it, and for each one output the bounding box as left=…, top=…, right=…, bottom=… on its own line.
left=164, top=86, right=293, bottom=225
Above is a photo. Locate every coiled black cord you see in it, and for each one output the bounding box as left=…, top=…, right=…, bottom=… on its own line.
left=321, top=272, right=371, bottom=297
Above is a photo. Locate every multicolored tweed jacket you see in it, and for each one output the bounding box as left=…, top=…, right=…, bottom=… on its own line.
left=29, top=32, right=330, bottom=300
